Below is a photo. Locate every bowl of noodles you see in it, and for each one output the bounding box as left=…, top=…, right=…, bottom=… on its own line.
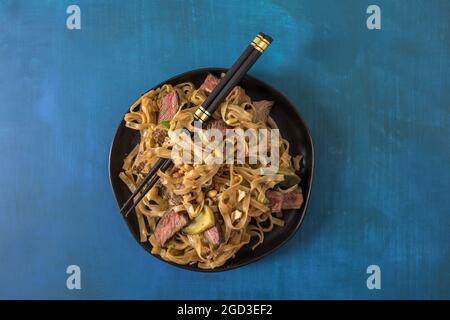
left=109, top=68, right=314, bottom=271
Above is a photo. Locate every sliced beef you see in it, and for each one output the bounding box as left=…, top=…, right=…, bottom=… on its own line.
left=266, top=188, right=303, bottom=212
left=200, top=74, right=221, bottom=93
left=206, top=119, right=231, bottom=137
left=153, top=127, right=168, bottom=145
left=253, top=100, right=274, bottom=123
left=170, top=183, right=185, bottom=205
left=200, top=74, right=250, bottom=104
left=135, top=160, right=148, bottom=174
left=157, top=91, right=179, bottom=123
left=280, top=188, right=303, bottom=210
left=157, top=182, right=184, bottom=205
left=266, top=190, right=284, bottom=213
left=154, top=210, right=189, bottom=247
left=203, top=215, right=223, bottom=246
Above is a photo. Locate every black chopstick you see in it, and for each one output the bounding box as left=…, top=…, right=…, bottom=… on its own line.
left=120, top=157, right=167, bottom=214
left=121, top=33, right=273, bottom=217
left=120, top=35, right=257, bottom=216
left=122, top=33, right=272, bottom=216
left=124, top=159, right=172, bottom=216
left=198, top=42, right=255, bottom=115
left=205, top=35, right=273, bottom=115
left=120, top=33, right=263, bottom=215
left=120, top=37, right=261, bottom=216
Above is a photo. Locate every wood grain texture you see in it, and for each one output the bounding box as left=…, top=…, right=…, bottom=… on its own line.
left=0, top=0, right=448, bottom=299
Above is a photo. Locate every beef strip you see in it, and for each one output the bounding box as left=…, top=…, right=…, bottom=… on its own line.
left=157, top=91, right=179, bottom=123
left=135, top=160, right=148, bottom=174
left=170, top=183, right=185, bottom=205
left=200, top=74, right=250, bottom=103
left=280, top=188, right=303, bottom=210
left=253, top=100, right=274, bottom=123
left=157, top=182, right=184, bottom=205
left=200, top=74, right=221, bottom=93
left=152, top=127, right=168, bottom=145
left=203, top=214, right=224, bottom=246
left=154, top=210, right=188, bottom=247
left=265, top=190, right=284, bottom=213
left=266, top=188, right=303, bottom=212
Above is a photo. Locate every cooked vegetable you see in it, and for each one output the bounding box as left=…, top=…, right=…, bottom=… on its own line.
left=183, top=205, right=215, bottom=234
left=166, top=238, right=177, bottom=249
left=276, top=174, right=301, bottom=189
left=161, top=120, right=171, bottom=129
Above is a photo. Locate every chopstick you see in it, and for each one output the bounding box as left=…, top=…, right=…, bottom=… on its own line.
left=123, top=159, right=172, bottom=217
left=120, top=36, right=260, bottom=215
left=122, top=33, right=272, bottom=217
left=121, top=33, right=273, bottom=217
left=204, top=34, right=273, bottom=116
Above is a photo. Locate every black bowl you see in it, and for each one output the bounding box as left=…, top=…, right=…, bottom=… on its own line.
left=109, top=68, right=314, bottom=272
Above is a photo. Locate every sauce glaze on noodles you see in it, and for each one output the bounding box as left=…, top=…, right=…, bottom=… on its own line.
left=120, top=82, right=300, bottom=269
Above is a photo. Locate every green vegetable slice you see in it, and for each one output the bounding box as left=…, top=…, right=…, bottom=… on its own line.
left=276, top=174, right=301, bottom=189
left=166, top=238, right=177, bottom=249
left=161, top=120, right=171, bottom=129
left=183, top=205, right=215, bottom=235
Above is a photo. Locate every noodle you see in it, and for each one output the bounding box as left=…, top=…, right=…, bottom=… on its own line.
left=119, top=81, right=302, bottom=269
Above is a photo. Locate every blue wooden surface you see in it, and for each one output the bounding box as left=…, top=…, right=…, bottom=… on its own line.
left=0, top=0, right=449, bottom=299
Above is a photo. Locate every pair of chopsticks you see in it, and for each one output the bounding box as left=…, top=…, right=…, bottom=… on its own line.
left=121, top=33, right=273, bottom=217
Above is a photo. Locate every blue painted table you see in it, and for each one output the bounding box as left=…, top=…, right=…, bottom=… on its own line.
left=0, top=0, right=448, bottom=299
